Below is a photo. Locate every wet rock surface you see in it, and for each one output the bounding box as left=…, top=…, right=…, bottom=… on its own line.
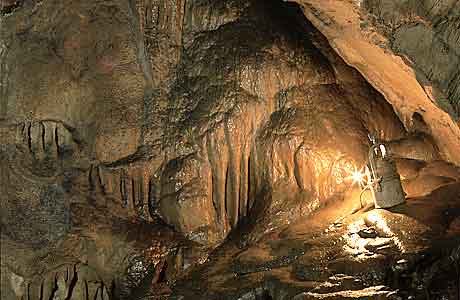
left=1, top=0, right=459, bottom=299
left=171, top=183, right=460, bottom=300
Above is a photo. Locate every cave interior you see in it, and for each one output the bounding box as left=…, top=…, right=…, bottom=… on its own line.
left=1, top=0, right=460, bottom=299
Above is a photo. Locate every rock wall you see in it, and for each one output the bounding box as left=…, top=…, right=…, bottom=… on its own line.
left=148, top=0, right=407, bottom=245
left=362, top=0, right=460, bottom=119
left=291, top=0, right=460, bottom=166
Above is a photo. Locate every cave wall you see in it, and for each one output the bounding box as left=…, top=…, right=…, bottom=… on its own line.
left=291, top=0, right=460, bottom=166
left=143, top=0, right=408, bottom=245
left=362, top=0, right=460, bottom=120
left=1, top=0, right=408, bottom=246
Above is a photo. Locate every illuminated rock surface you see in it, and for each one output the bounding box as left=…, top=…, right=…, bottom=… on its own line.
left=1, top=0, right=459, bottom=299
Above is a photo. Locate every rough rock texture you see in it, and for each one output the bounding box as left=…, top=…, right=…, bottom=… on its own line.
left=290, top=0, right=460, bottom=166
left=172, top=182, right=460, bottom=300
left=1, top=0, right=459, bottom=299
left=362, top=0, right=460, bottom=120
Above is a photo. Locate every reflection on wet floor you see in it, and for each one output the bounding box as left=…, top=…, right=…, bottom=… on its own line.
left=171, top=181, right=460, bottom=299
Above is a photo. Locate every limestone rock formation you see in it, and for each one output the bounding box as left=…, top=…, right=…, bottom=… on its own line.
left=1, top=0, right=459, bottom=299
left=290, top=0, right=460, bottom=165
left=362, top=0, right=460, bottom=119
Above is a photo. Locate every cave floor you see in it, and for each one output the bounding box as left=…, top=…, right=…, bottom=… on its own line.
left=171, top=182, right=460, bottom=300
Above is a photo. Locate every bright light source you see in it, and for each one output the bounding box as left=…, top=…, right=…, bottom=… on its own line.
left=352, top=170, right=365, bottom=185
left=347, top=166, right=369, bottom=187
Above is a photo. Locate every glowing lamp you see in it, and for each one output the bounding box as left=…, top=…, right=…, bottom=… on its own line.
left=351, top=170, right=364, bottom=185
left=350, top=169, right=366, bottom=189
left=352, top=136, right=405, bottom=209
left=366, top=136, right=405, bottom=208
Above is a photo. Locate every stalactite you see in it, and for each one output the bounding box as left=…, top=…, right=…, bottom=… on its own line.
left=0, top=40, right=9, bottom=119
left=120, top=171, right=128, bottom=208
left=238, top=149, right=249, bottom=220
